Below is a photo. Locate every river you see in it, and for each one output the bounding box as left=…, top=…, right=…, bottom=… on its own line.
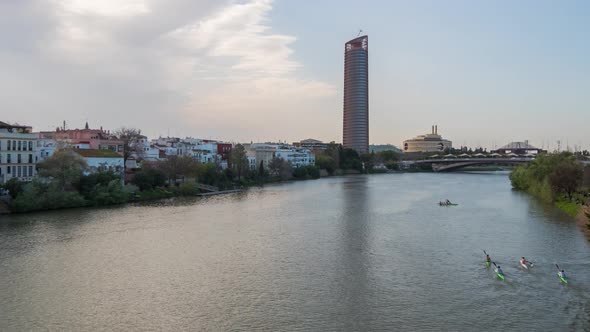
left=0, top=173, right=589, bottom=331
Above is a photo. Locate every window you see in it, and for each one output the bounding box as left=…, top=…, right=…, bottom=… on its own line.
left=22, top=166, right=27, bottom=177
left=18, top=141, right=21, bottom=151
left=17, top=166, right=21, bottom=177
left=28, top=154, right=33, bottom=163
left=7, top=166, right=10, bottom=174
left=28, top=141, right=32, bottom=151
left=17, top=154, right=21, bottom=163
left=7, top=154, right=11, bottom=163
left=29, top=166, right=33, bottom=177
left=7, top=140, right=10, bottom=151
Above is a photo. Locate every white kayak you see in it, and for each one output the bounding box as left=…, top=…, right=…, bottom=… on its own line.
left=520, top=262, right=528, bottom=269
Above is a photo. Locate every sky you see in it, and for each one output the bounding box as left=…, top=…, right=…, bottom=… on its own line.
left=1, top=0, right=589, bottom=150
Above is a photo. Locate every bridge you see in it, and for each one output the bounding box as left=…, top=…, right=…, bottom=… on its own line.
left=403, top=157, right=535, bottom=172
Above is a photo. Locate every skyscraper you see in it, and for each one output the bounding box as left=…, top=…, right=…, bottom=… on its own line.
left=343, top=35, right=369, bottom=155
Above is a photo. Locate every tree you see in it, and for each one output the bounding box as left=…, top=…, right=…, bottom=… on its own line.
left=339, top=148, right=362, bottom=172
left=257, top=160, right=266, bottom=183
left=131, top=166, right=167, bottom=191
left=1, top=178, right=24, bottom=199
left=113, top=127, right=144, bottom=165
left=156, top=156, right=197, bottom=184
left=228, top=144, right=248, bottom=181
left=315, top=155, right=337, bottom=175
left=37, top=149, right=88, bottom=190
left=268, top=157, right=293, bottom=180
left=549, top=162, right=583, bottom=198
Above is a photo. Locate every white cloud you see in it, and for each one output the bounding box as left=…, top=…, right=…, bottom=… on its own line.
left=0, top=0, right=336, bottom=141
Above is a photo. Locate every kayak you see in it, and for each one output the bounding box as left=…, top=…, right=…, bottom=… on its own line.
left=558, top=273, right=568, bottom=284
left=440, top=203, right=459, bottom=206
left=520, top=262, right=528, bottom=269
left=486, top=261, right=491, bottom=267
left=494, top=269, right=505, bottom=280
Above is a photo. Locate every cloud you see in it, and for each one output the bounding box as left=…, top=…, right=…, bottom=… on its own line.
left=0, top=0, right=336, bottom=140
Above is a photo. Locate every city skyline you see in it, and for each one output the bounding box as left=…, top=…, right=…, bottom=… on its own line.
left=2, top=0, right=590, bottom=150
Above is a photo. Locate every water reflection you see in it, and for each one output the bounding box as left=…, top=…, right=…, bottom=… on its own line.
left=337, top=176, right=373, bottom=328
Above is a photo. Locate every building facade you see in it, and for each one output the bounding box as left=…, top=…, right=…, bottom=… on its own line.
left=293, top=139, right=329, bottom=152
left=343, top=35, right=369, bottom=154
left=403, top=125, right=452, bottom=153
left=0, top=121, right=37, bottom=183
left=41, top=122, right=124, bottom=154
left=247, top=143, right=315, bottom=169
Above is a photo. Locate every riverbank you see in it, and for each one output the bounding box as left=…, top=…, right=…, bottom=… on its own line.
left=575, top=204, right=590, bottom=239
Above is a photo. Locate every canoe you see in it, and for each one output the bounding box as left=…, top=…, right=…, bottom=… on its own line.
left=558, top=273, right=568, bottom=284
left=520, top=262, right=528, bottom=269
left=494, top=269, right=505, bottom=280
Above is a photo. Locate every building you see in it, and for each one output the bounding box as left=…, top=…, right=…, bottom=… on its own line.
left=492, top=141, right=545, bottom=155
left=0, top=121, right=37, bottom=183
left=293, top=139, right=329, bottom=152
left=247, top=143, right=315, bottom=169
left=36, top=136, right=59, bottom=162
left=74, top=149, right=124, bottom=174
left=41, top=122, right=124, bottom=154
left=343, top=35, right=369, bottom=154
left=403, top=125, right=452, bottom=153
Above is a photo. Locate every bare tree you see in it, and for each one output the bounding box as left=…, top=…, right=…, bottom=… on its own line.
left=113, top=127, right=144, bottom=165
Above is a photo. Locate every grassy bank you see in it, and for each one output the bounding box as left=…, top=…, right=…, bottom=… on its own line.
left=510, top=152, right=586, bottom=217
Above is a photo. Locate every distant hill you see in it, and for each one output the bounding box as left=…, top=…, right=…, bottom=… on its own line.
left=369, top=144, right=402, bottom=153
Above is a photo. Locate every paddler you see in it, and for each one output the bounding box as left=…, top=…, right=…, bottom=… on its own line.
left=485, top=254, right=491, bottom=265
left=520, top=257, right=527, bottom=266
left=496, top=265, right=503, bottom=275
left=558, top=269, right=566, bottom=279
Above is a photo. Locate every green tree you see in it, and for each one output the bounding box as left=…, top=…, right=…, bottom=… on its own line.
left=37, top=149, right=88, bottom=190
left=268, top=157, right=293, bottom=180
left=131, top=166, right=167, bottom=191
left=1, top=178, right=24, bottom=199
left=315, top=155, right=337, bottom=175
left=228, top=144, right=248, bottom=181
left=156, top=156, right=196, bottom=184
left=549, top=162, right=583, bottom=198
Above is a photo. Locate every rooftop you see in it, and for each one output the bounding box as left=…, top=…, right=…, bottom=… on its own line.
left=498, top=141, right=540, bottom=150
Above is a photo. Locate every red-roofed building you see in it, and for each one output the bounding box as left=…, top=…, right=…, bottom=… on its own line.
left=41, top=122, right=124, bottom=155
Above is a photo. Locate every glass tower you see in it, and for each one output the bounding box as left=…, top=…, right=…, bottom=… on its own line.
left=343, top=35, right=369, bottom=155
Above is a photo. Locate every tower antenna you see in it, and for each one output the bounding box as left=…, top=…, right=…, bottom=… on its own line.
left=357, top=29, right=363, bottom=37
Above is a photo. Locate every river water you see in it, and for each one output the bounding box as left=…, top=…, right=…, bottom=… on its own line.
left=0, top=173, right=588, bottom=331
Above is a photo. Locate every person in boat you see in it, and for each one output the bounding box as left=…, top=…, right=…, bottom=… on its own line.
left=485, top=254, right=491, bottom=264
left=559, top=269, right=566, bottom=279
left=520, top=257, right=527, bottom=266
left=496, top=265, right=503, bottom=275
left=445, top=199, right=451, bottom=204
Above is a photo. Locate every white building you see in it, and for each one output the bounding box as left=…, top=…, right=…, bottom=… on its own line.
left=0, top=121, right=37, bottom=183
left=36, top=137, right=58, bottom=162
left=403, top=125, right=452, bottom=153
left=74, top=149, right=124, bottom=174
left=247, top=143, right=315, bottom=169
